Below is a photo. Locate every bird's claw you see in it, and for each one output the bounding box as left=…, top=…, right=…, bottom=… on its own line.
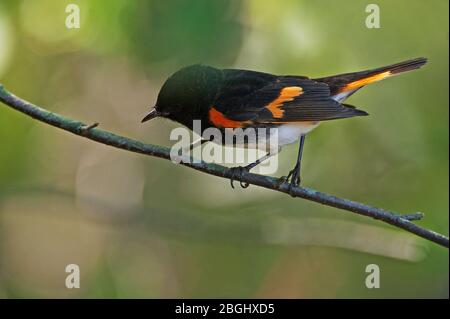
left=229, top=166, right=250, bottom=189
left=277, top=175, right=288, bottom=187
left=279, top=165, right=301, bottom=197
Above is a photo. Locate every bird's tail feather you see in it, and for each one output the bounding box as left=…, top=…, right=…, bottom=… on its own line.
left=315, top=57, right=427, bottom=98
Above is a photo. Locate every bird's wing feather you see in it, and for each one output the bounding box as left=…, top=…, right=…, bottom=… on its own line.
left=210, top=72, right=366, bottom=127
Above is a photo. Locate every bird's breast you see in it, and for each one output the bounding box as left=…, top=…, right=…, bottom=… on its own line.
left=276, top=122, right=320, bottom=147
left=211, top=122, right=320, bottom=151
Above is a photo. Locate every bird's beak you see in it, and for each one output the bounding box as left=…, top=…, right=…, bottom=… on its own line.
left=141, top=108, right=159, bottom=123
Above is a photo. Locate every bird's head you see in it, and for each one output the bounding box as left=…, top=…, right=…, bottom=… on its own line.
left=141, top=65, right=222, bottom=129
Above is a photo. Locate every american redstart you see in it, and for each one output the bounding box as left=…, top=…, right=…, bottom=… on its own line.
left=142, top=57, right=427, bottom=190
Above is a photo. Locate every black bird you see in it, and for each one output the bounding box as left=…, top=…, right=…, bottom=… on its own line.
left=142, top=58, right=427, bottom=190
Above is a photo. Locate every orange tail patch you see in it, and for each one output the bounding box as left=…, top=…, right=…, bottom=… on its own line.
left=342, top=71, right=392, bottom=92
left=267, top=86, right=303, bottom=118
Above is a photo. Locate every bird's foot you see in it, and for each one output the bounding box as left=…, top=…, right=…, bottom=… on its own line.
left=278, top=165, right=301, bottom=196
left=229, top=166, right=250, bottom=189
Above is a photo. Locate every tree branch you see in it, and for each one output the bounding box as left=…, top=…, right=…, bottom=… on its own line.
left=0, top=84, right=448, bottom=248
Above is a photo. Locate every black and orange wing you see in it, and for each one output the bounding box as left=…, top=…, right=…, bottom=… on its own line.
left=209, top=70, right=367, bottom=128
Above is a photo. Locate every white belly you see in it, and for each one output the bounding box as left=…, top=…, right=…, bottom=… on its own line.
left=216, top=122, right=320, bottom=151
left=277, top=122, right=320, bottom=147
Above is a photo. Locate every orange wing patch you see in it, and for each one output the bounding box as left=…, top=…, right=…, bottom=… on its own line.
left=209, top=107, right=249, bottom=128
left=267, top=86, right=303, bottom=118
left=342, top=71, right=392, bottom=92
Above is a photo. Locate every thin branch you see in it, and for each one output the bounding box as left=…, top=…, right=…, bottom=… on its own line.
left=0, top=84, right=448, bottom=248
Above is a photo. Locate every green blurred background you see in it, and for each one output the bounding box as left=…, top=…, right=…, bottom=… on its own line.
left=0, top=0, right=448, bottom=298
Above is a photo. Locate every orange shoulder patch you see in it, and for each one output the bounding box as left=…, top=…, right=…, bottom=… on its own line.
left=342, top=71, right=392, bottom=92
left=267, top=86, right=303, bottom=118
left=209, top=107, right=248, bottom=128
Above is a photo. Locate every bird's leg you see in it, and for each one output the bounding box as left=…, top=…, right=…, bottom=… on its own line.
left=229, top=152, right=274, bottom=189
left=279, top=135, right=306, bottom=193
left=182, top=138, right=209, bottom=154
left=290, top=134, right=306, bottom=186
left=175, top=138, right=209, bottom=162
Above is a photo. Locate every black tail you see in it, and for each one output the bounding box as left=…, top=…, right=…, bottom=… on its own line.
left=342, top=103, right=369, bottom=116
left=315, top=57, right=428, bottom=97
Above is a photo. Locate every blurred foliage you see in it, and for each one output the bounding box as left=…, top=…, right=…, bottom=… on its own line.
left=0, top=0, right=448, bottom=298
left=121, top=0, right=244, bottom=70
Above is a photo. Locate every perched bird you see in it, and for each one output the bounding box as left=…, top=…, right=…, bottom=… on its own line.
left=142, top=57, right=427, bottom=190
